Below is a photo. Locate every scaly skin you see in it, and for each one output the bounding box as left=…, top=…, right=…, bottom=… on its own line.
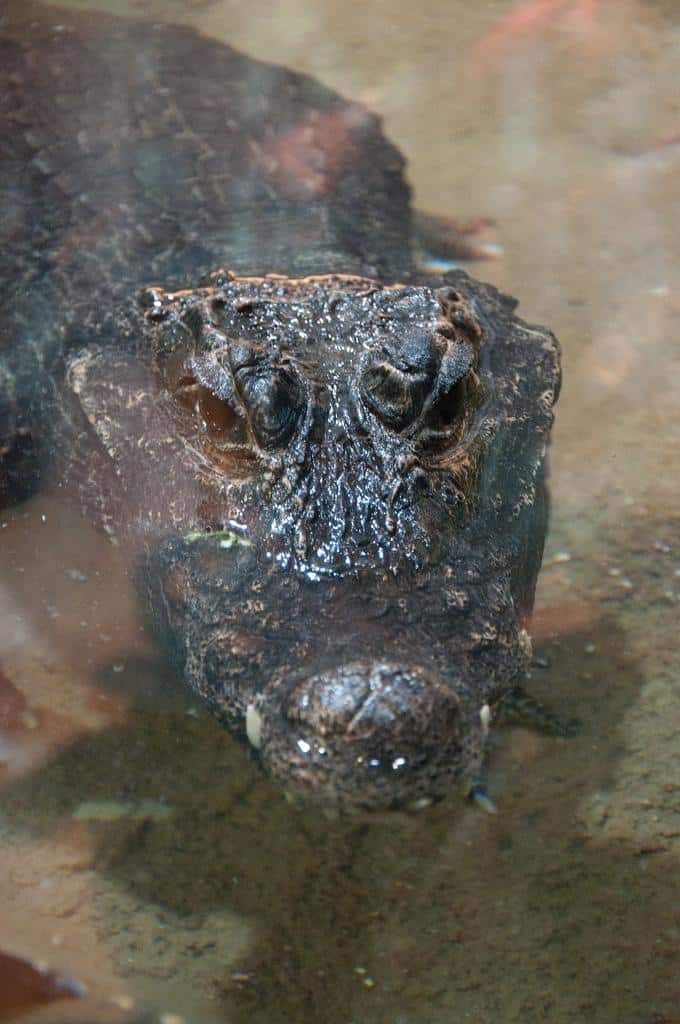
left=0, top=3, right=561, bottom=811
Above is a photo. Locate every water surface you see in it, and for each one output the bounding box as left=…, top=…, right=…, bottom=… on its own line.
left=1, top=1, right=679, bottom=1022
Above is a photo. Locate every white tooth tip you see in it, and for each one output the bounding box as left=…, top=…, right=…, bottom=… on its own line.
left=407, top=797, right=433, bottom=812
left=245, top=703, right=263, bottom=749
left=472, top=788, right=498, bottom=815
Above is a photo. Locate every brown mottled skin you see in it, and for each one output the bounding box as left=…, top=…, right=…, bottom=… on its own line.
left=0, top=2, right=561, bottom=810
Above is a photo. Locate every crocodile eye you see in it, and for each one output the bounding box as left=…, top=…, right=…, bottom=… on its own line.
left=361, top=363, right=425, bottom=430
left=420, top=341, right=478, bottom=440
left=236, top=366, right=304, bottom=449
left=173, top=375, right=249, bottom=446
left=197, top=386, right=250, bottom=445
left=425, top=377, right=468, bottom=430
left=361, top=331, right=438, bottom=432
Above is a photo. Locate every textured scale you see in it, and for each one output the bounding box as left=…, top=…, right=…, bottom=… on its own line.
left=0, top=1, right=562, bottom=811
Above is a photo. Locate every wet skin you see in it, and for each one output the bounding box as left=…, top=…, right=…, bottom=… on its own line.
left=0, top=3, right=561, bottom=810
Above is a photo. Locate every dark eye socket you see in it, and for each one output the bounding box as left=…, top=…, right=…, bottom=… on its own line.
left=198, top=386, right=250, bottom=445
left=170, top=353, right=305, bottom=452
left=361, top=337, right=479, bottom=443
left=424, top=342, right=475, bottom=434
left=236, top=366, right=304, bottom=449
left=419, top=369, right=482, bottom=451
left=172, top=376, right=250, bottom=446
left=425, top=376, right=469, bottom=431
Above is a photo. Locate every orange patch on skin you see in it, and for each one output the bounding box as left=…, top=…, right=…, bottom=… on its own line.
left=254, top=108, right=370, bottom=199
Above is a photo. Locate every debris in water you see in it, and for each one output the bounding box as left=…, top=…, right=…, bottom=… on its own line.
left=71, top=799, right=172, bottom=822
left=0, top=949, right=82, bottom=1020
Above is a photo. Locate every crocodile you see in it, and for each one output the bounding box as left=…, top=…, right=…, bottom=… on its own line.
left=0, top=1, right=562, bottom=811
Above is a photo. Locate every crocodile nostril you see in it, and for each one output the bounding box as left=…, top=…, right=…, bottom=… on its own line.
left=285, top=661, right=460, bottom=743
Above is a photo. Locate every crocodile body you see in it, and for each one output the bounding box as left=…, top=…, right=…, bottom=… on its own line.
left=0, top=2, right=561, bottom=810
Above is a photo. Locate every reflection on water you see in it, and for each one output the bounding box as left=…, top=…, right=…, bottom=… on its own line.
left=1, top=0, right=679, bottom=1022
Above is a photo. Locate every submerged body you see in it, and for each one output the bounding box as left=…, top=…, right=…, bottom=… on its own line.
left=1, top=2, right=561, bottom=810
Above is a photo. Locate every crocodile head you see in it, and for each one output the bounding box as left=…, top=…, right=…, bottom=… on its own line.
left=67, top=269, right=560, bottom=811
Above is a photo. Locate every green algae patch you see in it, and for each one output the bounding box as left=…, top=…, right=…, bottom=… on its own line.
left=72, top=799, right=172, bottom=822
left=183, top=529, right=251, bottom=550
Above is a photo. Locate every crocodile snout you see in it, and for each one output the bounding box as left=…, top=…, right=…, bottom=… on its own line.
left=253, top=660, right=482, bottom=811
left=285, top=661, right=460, bottom=743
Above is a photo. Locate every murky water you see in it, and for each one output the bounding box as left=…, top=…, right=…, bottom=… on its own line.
left=1, top=1, right=679, bottom=1022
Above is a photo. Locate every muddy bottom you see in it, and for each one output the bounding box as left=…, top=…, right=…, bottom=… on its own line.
left=2, top=1, right=679, bottom=1022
